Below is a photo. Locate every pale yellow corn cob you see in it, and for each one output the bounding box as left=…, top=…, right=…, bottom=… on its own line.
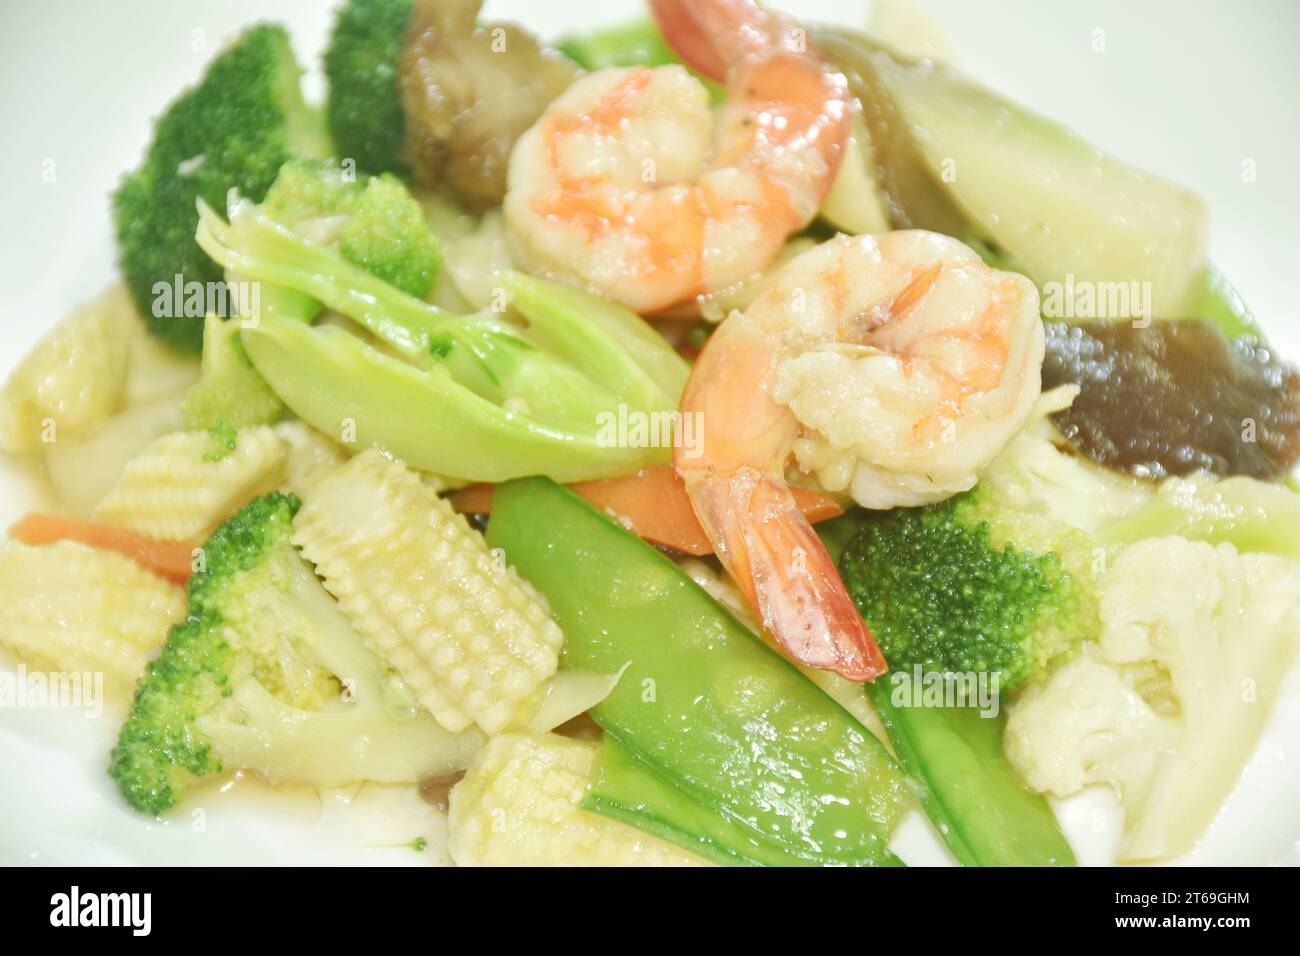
left=0, top=540, right=186, bottom=698
left=0, top=283, right=136, bottom=453
left=447, top=733, right=707, bottom=867
left=94, top=425, right=285, bottom=540
left=293, top=449, right=562, bottom=734
left=273, top=421, right=348, bottom=497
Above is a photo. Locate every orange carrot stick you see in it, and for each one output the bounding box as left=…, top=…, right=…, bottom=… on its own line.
left=9, top=512, right=195, bottom=585
left=449, top=483, right=494, bottom=515
left=449, top=465, right=843, bottom=556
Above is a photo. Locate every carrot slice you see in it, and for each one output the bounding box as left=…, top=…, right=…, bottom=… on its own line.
left=449, top=465, right=842, bottom=556
left=449, top=483, right=494, bottom=515
left=9, top=512, right=195, bottom=585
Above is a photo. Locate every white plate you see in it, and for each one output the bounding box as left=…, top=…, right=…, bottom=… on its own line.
left=2, top=0, right=1298, bottom=866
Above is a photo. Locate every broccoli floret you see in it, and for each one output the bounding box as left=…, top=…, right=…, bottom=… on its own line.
left=202, top=419, right=239, bottom=462
left=110, top=492, right=302, bottom=813
left=324, top=0, right=414, bottom=176
left=839, top=485, right=1098, bottom=691
left=180, top=314, right=285, bottom=430
left=109, top=492, right=462, bottom=815
left=113, top=24, right=332, bottom=353
left=260, top=158, right=440, bottom=299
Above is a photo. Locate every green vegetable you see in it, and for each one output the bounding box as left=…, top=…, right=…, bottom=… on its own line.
left=556, top=18, right=678, bottom=70
left=202, top=419, right=238, bottom=462
left=180, top=314, right=285, bottom=430
left=817, top=114, right=892, bottom=236
left=839, top=487, right=1098, bottom=692
left=1185, top=263, right=1264, bottom=342
left=813, top=27, right=1208, bottom=319
left=1097, top=474, right=1300, bottom=561
left=867, top=683, right=1076, bottom=866
left=836, top=493, right=1086, bottom=866
left=260, top=158, right=441, bottom=300
left=487, top=477, right=908, bottom=867
left=586, top=735, right=903, bottom=866
left=324, top=0, right=414, bottom=176
left=113, top=24, right=331, bottom=352
left=556, top=18, right=724, bottom=102
left=196, top=186, right=688, bottom=482
left=110, top=492, right=478, bottom=815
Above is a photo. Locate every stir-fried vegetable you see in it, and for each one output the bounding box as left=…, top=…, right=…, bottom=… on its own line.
left=294, top=450, right=564, bottom=735
left=448, top=733, right=707, bottom=866
left=868, top=687, right=1076, bottom=866
left=1007, top=536, right=1300, bottom=861
left=92, top=426, right=286, bottom=541
left=812, top=26, right=1208, bottom=318
left=110, top=492, right=482, bottom=815
left=1097, top=473, right=1300, bottom=561
left=832, top=489, right=1087, bottom=865
left=0, top=539, right=185, bottom=699
left=0, top=284, right=137, bottom=454
left=324, top=0, right=415, bottom=176
left=113, top=25, right=331, bottom=351
left=196, top=175, right=688, bottom=481
left=838, top=485, right=1098, bottom=692
left=2, top=0, right=1298, bottom=871
left=487, top=476, right=908, bottom=866
left=9, top=513, right=196, bottom=585
left=179, top=315, right=284, bottom=431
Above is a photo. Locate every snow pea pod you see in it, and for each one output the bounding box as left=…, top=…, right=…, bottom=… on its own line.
left=487, top=477, right=908, bottom=866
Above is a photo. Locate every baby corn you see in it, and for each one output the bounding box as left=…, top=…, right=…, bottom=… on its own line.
left=94, top=426, right=285, bottom=540
left=447, top=733, right=706, bottom=867
left=0, top=284, right=135, bottom=453
left=293, top=449, right=563, bottom=734
left=0, top=540, right=186, bottom=698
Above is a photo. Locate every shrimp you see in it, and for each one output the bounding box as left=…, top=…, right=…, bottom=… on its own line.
left=503, top=0, right=850, bottom=315
left=675, top=232, right=1045, bottom=681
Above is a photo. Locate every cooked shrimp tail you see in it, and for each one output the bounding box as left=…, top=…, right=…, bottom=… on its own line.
left=676, top=308, right=887, bottom=681
left=649, top=0, right=810, bottom=82
left=677, top=231, right=1045, bottom=682
left=686, top=468, right=887, bottom=681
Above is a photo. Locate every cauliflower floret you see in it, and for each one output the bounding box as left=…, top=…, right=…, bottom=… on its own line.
left=979, top=387, right=1154, bottom=534
left=1006, top=536, right=1300, bottom=861
left=1005, top=650, right=1176, bottom=809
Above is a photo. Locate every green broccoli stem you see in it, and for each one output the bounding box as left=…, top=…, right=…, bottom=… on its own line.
left=197, top=198, right=443, bottom=361
left=501, top=271, right=687, bottom=412
left=428, top=314, right=625, bottom=430
left=198, top=199, right=640, bottom=430
left=1095, top=475, right=1300, bottom=562
left=181, top=313, right=285, bottom=429
left=555, top=18, right=724, bottom=103
left=243, top=311, right=668, bottom=481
